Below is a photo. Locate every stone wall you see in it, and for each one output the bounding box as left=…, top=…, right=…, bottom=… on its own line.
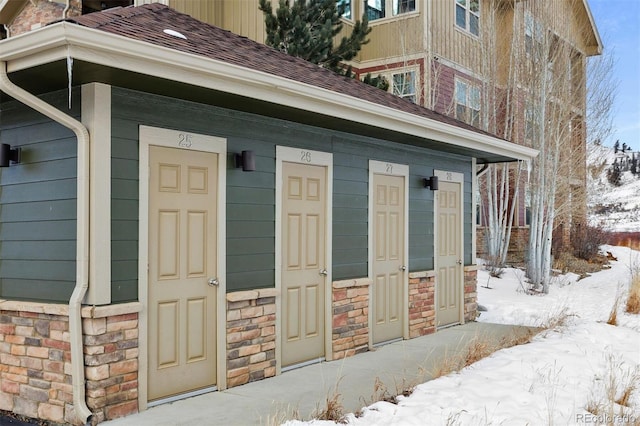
left=8, top=0, right=82, bottom=36
left=225, top=289, right=277, bottom=388
left=331, top=279, right=370, bottom=360
left=0, top=301, right=141, bottom=425
left=0, top=271, right=480, bottom=424
left=464, top=266, right=478, bottom=322
left=83, top=309, right=140, bottom=424
left=408, top=271, right=436, bottom=338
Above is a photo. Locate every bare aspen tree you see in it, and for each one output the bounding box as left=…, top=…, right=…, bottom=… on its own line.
left=459, top=0, right=604, bottom=291
left=517, top=0, right=596, bottom=292
left=478, top=0, right=526, bottom=268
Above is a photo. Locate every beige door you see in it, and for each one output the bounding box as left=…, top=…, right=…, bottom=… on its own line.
left=148, top=146, right=218, bottom=401
left=436, top=180, right=462, bottom=327
left=372, top=174, right=405, bottom=344
left=281, top=161, right=327, bottom=367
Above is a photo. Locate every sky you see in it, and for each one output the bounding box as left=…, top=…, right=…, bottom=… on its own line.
left=589, top=0, right=640, bottom=151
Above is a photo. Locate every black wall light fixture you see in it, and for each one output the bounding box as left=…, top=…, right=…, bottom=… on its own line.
left=0, top=143, right=21, bottom=167
left=235, top=150, right=256, bottom=172
left=423, top=176, right=439, bottom=191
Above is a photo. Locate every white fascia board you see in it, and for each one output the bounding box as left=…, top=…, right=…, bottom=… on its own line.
left=581, top=0, right=603, bottom=56
left=0, top=23, right=538, bottom=162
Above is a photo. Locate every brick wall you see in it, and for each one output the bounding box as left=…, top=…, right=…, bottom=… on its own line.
left=408, top=271, right=436, bottom=338
left=225, top=290, right=277, bottom=388
left=8, top=0, right=81, bottom=36
left=331, top=278, right=370, bottom=360
left=0, top=301, right=141, bottom=425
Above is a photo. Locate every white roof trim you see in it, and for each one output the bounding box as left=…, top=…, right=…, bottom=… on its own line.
left=582, top=0, right=603, bottom=56
left=0, top=22, right=538, bottom=162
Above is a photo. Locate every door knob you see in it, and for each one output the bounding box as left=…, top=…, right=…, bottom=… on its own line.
left=319, top=269, right=328, bottom=276
left=456, top=260, right=463, bottom=265
left=208, top=277, right=219, bottom=286
left=399, top=265, right=407, bottom=271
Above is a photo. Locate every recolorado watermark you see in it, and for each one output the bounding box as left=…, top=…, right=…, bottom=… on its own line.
left=576, top=413, right=638, bottom=424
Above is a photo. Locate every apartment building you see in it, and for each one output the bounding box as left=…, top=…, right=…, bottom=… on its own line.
left=179, top=0, right=600, bottom=257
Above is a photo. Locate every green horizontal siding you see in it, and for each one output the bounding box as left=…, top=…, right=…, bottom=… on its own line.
left=0, top=90, right=79, bottom=302
left=110, top=119, right=139, bottom=303
left=110, top=87, right=474, bottom=298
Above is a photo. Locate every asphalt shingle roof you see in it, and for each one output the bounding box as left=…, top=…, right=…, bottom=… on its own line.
left=68, top=3, right=497, bottom=139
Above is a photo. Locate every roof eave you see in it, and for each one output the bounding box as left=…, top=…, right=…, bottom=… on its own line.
left=0, top=22, right=538, bottom=163
left=582, top=0, right=603, bottom=56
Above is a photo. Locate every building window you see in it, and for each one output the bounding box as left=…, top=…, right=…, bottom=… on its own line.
left=392, top=71, right=417, bottom=103
left=366, top=0, right=416, bottom=21
left=393, top=0, right=416, bottom=15
left=455, top=0, right=479, bottom=36
left=524, top=102, right=535, bottom=141
left=455, top=78, right=480, bottom=127
left=524, top=186, right=531, bottom=226
left=524, top=11, right=543, bottom=56
left=337, top=0, right=352, bottom=19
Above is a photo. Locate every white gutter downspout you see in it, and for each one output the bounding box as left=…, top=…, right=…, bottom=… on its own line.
left=62, top=0, right=71, bottom=20
left=0, top=61, right=92, bottom=424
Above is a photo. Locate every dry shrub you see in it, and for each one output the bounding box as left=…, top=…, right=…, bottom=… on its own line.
left=431, top=328, right=537, bottom=380
left=430, top=352, right=463, bottom=380
left=626, top=271, right=640, bottom=314
left=315, top=389, right=345, bottom=423
left=586, top=354, right=640, bottom=421
left=571, top=224, right=610, bottom=261
left=540, top=306, right=572, bottom=330
left=464, top=338, right=493, bottom=367
left=363, top=376, right=416, bottom=407
left=607, top=295, right=620, bottom=326
left=263, top=405, right=300, bottom=426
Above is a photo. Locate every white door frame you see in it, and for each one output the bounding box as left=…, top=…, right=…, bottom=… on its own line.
left=275, top=146, right=333, bottom=373
left=433, top=169, right=465, bottom=327
left=138, top=125, right=227, bottom=411
left=368, top=160, right=410, bottom=346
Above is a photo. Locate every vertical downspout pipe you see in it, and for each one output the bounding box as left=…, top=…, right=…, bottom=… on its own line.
left=0, top=61, right=92, bottom=424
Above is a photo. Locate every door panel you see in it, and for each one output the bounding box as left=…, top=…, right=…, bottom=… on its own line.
left=281, top=162, right=327, bottom=367
left=148, top=146, right=217, bottom=401
left=436, top=180, right=462, bottom=327
left=372, top=173, right=405, bottom=344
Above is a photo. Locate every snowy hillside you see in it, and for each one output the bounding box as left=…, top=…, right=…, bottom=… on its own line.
left=587, top=143, right=640, bottom=231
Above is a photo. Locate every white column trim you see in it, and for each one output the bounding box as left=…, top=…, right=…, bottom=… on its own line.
left=81, top=83, right=111, bottom=305
left=471, top=157, right=477, bottom=265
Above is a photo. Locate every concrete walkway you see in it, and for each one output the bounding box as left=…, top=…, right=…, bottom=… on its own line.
left=104, top=322, right=534, bottom=426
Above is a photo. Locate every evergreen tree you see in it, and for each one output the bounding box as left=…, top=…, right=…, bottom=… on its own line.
left=622, top=142, right=628, bottom=153
left=613, top=140, right=619, bottom=153
left=607, top=162, right=622, bottom=186
left=259, top=0, right=388, bottom=90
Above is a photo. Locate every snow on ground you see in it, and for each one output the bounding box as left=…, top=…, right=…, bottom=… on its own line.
left=287, top=245, right=640, bottom=425
left=587, top=144, right=640, bottom=232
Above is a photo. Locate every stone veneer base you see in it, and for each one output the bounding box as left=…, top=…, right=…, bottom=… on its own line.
left=331, top=278, right=371, bottom=360
left=0, top=301, right=141, bottom=425
left=0, top=268, right=480, bottom=425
